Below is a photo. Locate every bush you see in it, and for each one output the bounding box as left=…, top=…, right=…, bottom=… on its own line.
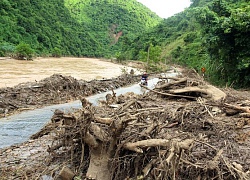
left=51, top=47, right=62, bottom=57
left=0, top=42, right=15, bottom=57
left=14, top=43, right=34, bottom=60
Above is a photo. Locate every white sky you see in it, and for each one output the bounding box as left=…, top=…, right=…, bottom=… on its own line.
left=137, top=0, right=192, bottom=18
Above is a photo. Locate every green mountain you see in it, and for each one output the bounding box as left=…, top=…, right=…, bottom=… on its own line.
left=0, top=0, right=161, bottom=57
left=1, top=0, right=249, bottom=87
left=121, top=0, right=250, bottom=87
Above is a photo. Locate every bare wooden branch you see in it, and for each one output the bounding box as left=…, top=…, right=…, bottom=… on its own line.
left=94, top=116, right=113, bottom=125
left=142, top=159, right=157, bottom=177
left=123, top=139, right=171, bottom=153
left=116, top=99, right=137, bottom=114
left=155, top=77, right=187, bottom=89
left=141, top=85, right=197, bottom=99
left=239, top=113, right=250, bottom=118
left=224, top=103, right=250, bottom=114
left=169, top=85, right=226, bottom=101
left=123, top=139, right=193, bottom=153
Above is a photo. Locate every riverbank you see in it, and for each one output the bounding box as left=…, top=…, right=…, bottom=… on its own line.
left=0, top=57, right=140, bottom=88
left=0, top=56, right=147, bottom=118
left=1, top=63, right=249, bottom=179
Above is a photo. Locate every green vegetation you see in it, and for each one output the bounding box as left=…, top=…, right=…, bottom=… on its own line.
left=14, top=43, right=34, bottom=60
left=120, top=0, right=250, bottom=88
left=0, top=0, right=249, bottom=87
left=0, top=0, right=160, bottom=58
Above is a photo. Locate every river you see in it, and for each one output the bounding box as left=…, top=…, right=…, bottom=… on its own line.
left=0, top=70, right=180, bottom=149
left=0, top=78, right=165, bottom=148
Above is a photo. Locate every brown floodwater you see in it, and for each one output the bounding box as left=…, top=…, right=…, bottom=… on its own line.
left=0, top=57, right=136, bottom=88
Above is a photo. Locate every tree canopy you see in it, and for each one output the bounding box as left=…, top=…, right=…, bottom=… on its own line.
left=0, top=0, right=161, bottom=58
left=119, top=0, right=250, bottom=87
left=0, top=0, right=249, bottom=87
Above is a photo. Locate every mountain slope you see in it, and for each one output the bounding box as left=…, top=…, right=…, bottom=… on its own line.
left=0, top=0, right=161, bottom=57
left=64, top=0, right=161, bottom=55
left=122, top=0, right=250, bottom=87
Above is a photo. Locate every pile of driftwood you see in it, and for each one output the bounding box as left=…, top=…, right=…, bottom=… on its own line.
left=0, top=74, right=141, bottom=117
left=45, top=75, right=249, bottom=180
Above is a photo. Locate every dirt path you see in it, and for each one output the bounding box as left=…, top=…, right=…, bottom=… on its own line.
left=0, top=57, right=139, bottom=88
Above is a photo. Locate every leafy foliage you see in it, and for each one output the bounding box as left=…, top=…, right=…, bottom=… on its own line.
left=120, top=0, right=250, bottom=87
left=193, top=0, right=250, bottom=87
left=1, top=0, right=249, bottom=87
left=0, top=0, right=161, bottom=58
left=14, top=43, right=34, bottom=60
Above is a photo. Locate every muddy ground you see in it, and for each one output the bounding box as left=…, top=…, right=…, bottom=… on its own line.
left=0, top=67, right=250, bottom=180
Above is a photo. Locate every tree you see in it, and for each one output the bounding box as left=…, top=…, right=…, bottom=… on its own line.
left=194, top=0, right=250, bottom=87
left=14, top=43, right=34, bottom=60
left=139, top=43, right=162, bottom=72
left=51, top=47, right=62, bottom=57
left=0, top=42, right=15, bottom=57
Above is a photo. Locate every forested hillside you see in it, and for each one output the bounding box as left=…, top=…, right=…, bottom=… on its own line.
left=1, top=0, right=249, bottom=87
left=0, top=0, right=160, bottom=57
left=120, top=0, right=250, bottom=87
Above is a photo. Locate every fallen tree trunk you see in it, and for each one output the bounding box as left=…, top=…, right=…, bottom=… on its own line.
left=155, top=77, right=187, bottom=89
left=168, top=85, right=226, bottom=101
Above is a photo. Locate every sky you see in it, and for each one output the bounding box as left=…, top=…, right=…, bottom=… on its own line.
left=137, top=0, right=192, bottom=19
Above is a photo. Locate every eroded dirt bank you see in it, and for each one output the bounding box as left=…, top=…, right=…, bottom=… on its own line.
left=0, top=69, right=249, bottom=180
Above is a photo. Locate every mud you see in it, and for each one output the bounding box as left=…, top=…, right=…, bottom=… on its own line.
left=0, top=67, right=250, bottom=180
left=0, top=57, right=139, bottom=88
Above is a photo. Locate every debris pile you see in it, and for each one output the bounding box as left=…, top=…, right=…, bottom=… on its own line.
left=45, top=75, right=250, bottom=179
left=0, top=74, right=141, bottom=118
left=1, top=72, right=250, bottom=180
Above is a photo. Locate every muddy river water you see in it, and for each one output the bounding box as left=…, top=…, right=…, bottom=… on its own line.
left=0, top=56, right=179, bottom=148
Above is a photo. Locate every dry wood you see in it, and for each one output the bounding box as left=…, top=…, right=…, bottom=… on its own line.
left=168, top=85, right=226, bottom=101
left=116, top=99, right=137, bottom=114
left=224, top=103, right=250, bottom=114
left=141, top=85, right=197, bottom=99
left=94, top=116, right=113, bottom=124
left=197, top=97, right=214, bottom=118
left=123, top=139, right=193, bottom=153
left=141, top=122, right=157, bottom=135
left=142, top=159, right=157, bottom=177
left=155, top=77, right=187, bottom=89
left=239, top=113, right=250, bottom=118
left=59, top=166, right=75, bottom=180
left=123, top=139, right=171, bottom=153
left=22, top=75, right=249, bottom=180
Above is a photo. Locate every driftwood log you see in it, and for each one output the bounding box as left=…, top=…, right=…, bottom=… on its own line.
left=44, top=76, right=249, bottom=180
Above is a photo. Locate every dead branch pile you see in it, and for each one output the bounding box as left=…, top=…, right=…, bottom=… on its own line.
left=44, top=76, right=249, bottom=180
left=0, top=74, right=140, bottom=117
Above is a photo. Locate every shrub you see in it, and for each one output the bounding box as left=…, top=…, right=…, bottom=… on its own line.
left=14, top=43, right=34, bottom=60
left=51, top=47, right=62, bottom=57
left=0, top=42, right=15, bottom=57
